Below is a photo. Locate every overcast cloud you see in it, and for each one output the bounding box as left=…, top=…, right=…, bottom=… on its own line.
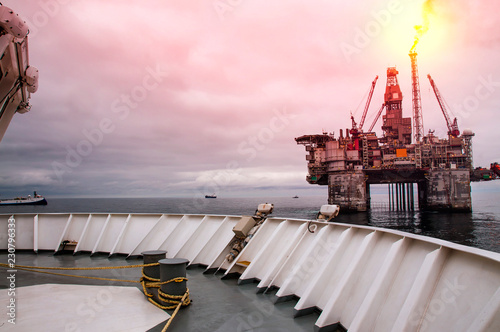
left=0, top=0, right=499, bottom=198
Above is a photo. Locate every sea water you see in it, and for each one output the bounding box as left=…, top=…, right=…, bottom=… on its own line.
left=1, top=181, right=499, bottom=253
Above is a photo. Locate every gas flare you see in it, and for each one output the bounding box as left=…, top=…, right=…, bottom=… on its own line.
left=410, top=0, right=434, bottom=52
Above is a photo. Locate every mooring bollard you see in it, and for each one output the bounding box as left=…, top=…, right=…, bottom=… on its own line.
left=142, top=250, right=167, bottom=303
left=159, top=258, right=189, bottom=306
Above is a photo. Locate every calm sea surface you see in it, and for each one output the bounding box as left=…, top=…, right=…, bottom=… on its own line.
left=1, top=181, right=499, bottom=253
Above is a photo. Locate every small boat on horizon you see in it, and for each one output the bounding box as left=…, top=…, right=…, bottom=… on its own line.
left=0, top=191, right=47, bottom=206
left=293, top=195, right=299, bottom=198
left=205, top=194, right=217, bottom=199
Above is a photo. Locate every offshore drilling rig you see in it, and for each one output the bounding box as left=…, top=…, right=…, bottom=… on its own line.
left=295, top=50, right=474, bottom=212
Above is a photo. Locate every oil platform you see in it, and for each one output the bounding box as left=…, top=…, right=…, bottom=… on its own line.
left=295, top=51, right=474, bottom=212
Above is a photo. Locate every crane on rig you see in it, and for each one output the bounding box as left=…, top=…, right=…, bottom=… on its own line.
left=368, top=104, right=385, bottom=133
left=350, top=75, right=378, bottom=135
left=427, top=74, right=460, bottom=138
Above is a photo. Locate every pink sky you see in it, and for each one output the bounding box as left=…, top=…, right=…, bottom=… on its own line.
left=0, top=0, right=499, bottom=198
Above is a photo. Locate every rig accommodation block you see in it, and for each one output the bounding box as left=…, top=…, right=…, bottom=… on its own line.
left=296, top=67, right=474, bottom=212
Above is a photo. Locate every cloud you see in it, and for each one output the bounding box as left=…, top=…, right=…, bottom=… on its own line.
left=0, top=0, right=499, bottom=198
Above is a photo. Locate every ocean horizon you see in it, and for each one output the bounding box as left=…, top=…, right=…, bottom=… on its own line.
left=1, top=181, right=499, bottom=253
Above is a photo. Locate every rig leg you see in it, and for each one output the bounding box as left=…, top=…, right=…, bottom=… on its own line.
left=423, top=169, right=472, bottom=211
left=328, top=171, right=367, bottom=212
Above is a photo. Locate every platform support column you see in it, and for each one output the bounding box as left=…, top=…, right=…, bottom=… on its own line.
left=410, top=183, right=415, bottom=210
left=423, top=169, right=471, bottom=211
left=328, top=171, right=367, bottom=212
left=388, top=184, right=392, bottom=210
left=402, top=183, right=407, bottom=211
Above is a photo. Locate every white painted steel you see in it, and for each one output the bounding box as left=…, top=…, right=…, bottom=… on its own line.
left=191, top=217, right=241, bottom=265
left=175, top=215, right=226, bottom=262
left=347, top=237, right=411, bottom=331
left=391, top=247, right=450, bottom=332
left=295, top=227, right=367, bottom=312
left=111, top=214, right=161, bottom=255
left=223, top=218, right=283, bottom=275
left=74, top=214, right=93, bottom=253
left=0, top=215, right=8, bottom=249
left=91, top=214, right=112, bottom=254
left=109, top=214, right=132, bottom=256
left=94, top=214, right=129, bottom=254
left=36, top=214, right=71, bottom=250
left=79, top=214, right=107, bottom=253
left=273, top=223, right=334, bottom=298
left=316, top=231, right=401, bottom=328
left=158, top=215, right=205, bottom=257
left=55, top=214, right=73, bottom=253
left=12, top=214, right=36, bottom=250
left=1, top=213, right=499, bottom=331
left=255, top=222, right=309, bottom=290
left=468, top=287, right=500, bottom=332
left=128, top=214, right=182, bottom=256
left=238, top=219, right=300, bottom=283
left=33, top=214, right=38, bottom=252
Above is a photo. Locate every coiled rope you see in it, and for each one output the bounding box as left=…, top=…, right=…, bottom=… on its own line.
left=0, top=262, right=191, bottom=331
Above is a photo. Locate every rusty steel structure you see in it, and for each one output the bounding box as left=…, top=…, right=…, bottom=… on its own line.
left=409, top=51, right=424, bottom=143
left=296, top=55, right=474, bottom=212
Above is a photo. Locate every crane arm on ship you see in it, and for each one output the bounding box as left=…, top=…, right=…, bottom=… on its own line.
left=427, top=74, right=460, bottom=137
left=0, top=4, right=38, bottom=143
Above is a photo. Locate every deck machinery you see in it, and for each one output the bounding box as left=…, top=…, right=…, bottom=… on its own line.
left=296, top=54, right=474, bottom=212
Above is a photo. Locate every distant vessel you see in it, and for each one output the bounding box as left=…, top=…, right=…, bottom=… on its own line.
left=0, top=192, right=47, bottom=205
left=205, top=194, right=217, bottom=198
left=293, top=195, right=299, bottom=198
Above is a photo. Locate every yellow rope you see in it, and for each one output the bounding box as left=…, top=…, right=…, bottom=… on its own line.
left=142, top=269, right=161, bottom=281
left=144, top=277, right=186, bottom=288
left=14, top=267, right=140, bottom=283
left=9, top=266, right=189, bottom=289
left=146, top=288, right=190, bottom=310
left=0, top=261, right=190, bottom=331
left=158, top=288, right=190, bottom=306
left=161, top=292, right=190, bottom=332
left=140, top=271, right=187, bottom=299
left=0, top=262, right=159, bottom=270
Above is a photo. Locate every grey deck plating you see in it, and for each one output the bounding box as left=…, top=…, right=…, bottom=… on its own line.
left=0, top=251, right=321, bottom=332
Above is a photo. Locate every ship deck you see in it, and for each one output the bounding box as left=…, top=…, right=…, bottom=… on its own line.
left=0, top=251, right=322, bottom=332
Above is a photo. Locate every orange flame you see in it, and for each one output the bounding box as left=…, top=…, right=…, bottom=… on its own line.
left=410, top=0, right=434, bottom=52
